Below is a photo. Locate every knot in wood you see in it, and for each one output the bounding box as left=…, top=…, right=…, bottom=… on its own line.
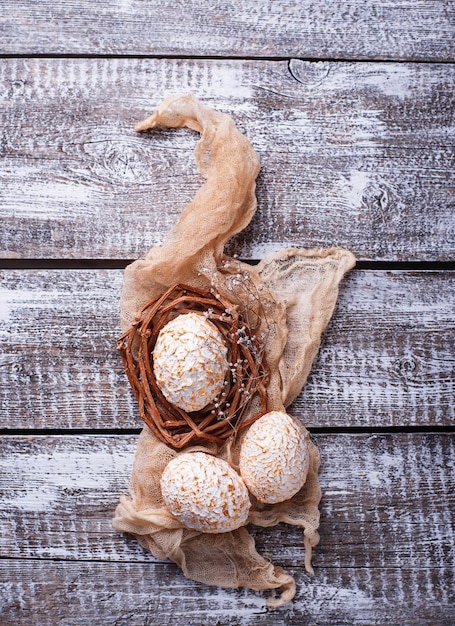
left=395, top=355, right=419, bottom=381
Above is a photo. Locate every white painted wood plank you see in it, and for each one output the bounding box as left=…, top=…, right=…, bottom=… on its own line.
left=1, top=269, right=453, bottom=429
left=0, top=434, right=453, bottom=624
left=1, top=58, right=454, bottom=261
left=292, top=270, right=455, bottom=426
left=0, top=560, right=452, bottom=625
left=1, top=0, right=454, bottom=61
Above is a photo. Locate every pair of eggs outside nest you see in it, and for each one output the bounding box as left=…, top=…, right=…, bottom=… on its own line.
left=153, top=313, right=310, bottom=533
left=160, top=410, right=310, bottom=533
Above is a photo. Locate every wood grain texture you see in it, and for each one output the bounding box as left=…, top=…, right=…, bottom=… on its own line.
left=0, top=433, right=454, bottom=624
left=0, top=560, right=452, bottom=626
left=1, top=269, right=454, bottom=430
left=1, top=0, right=454, bottom=61
left=1, top=58, right=454, bottom=261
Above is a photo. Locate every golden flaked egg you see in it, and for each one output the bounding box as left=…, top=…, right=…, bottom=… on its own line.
left=153, top=312, right=228, bottom=412
left=239, top=411, right=310, bottom=504
left=160, top=452, right=251, bottom=533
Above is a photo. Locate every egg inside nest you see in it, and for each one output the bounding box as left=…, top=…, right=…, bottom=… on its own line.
left=153, top=312, right=228, bottom=412
left=160, top=452, right=251, bottom=533
left=239, top=411, right=310, bottom=504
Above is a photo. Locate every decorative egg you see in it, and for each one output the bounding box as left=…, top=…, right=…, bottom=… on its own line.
left=160, top=452, right=251, bottom=533
left=239, top=411, right=310, bottom=504
left=153, top=312, right=228, bottom=412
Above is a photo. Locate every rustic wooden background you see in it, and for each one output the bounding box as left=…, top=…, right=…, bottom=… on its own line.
left=1, top=2, right=454, bottom=624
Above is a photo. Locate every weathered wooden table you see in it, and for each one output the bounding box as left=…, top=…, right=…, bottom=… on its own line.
left=1, top=2, right=454, bottom=624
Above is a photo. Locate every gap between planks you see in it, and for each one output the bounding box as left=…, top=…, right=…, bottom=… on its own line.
left=2, top=426, right=455, bottom=436
left=1, top=260, right=455, bottom=271
left=2, top=54, right=455, bottom=64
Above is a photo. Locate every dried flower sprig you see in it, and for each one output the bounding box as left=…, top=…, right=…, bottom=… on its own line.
left=118, top=283, right=270, bottom=449
left=211, top=257, right=278, bottom=344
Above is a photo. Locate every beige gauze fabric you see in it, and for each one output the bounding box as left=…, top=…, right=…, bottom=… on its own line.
left=113, top=94, right=355, bottom=607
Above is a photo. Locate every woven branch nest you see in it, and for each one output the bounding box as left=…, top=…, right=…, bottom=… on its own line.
left=118, top=283, right=270, bottom=449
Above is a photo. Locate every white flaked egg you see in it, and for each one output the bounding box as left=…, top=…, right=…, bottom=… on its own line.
left=239, top=411, right=310, bottom=504
left=153, top=312, right=228, bottom=412
left=160, top=452, right=251, bottom=533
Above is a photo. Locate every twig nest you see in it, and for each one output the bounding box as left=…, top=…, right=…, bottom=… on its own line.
left=153, top=312, right=228, bottom=412
left=118, top=284, right=269, bottom=448
left=160, top=452, right=251, bottom=533
left=239, top=411, right=310, bottom=504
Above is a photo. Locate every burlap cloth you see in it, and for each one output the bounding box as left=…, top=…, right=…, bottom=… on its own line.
left=113, top=94, right=355, bottom=607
